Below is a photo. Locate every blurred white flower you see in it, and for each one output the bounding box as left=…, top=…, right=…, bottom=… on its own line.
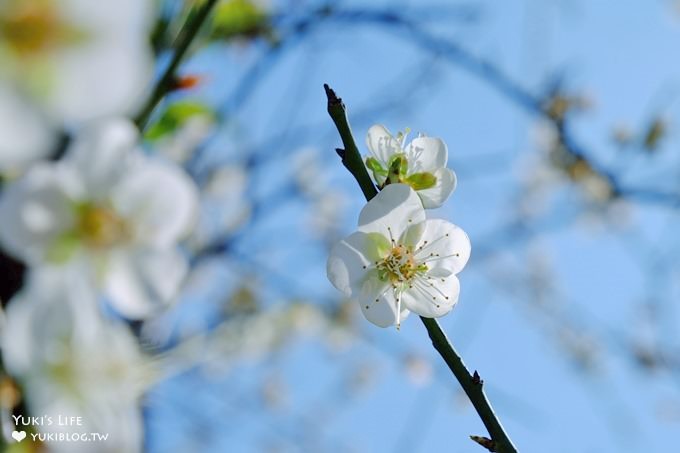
left=2, top=268, right=150, bottom=452
left=292, top=147, right=348, bottom=238
left=327, top=184, right=470, bottom=328
left=0, top=118, right=199, bottom=318
left=403, top=354, right=433, bottom=387
left=149, top=303, right=327, bottom=376
left=190, top=165, right=251, bottom=249
left=310, top=191, right=348, bottom=238
left=0, top=0, right=153, bottom=170
left=365, top=124, right=457, bottom=208
left=292, top=147, right=325, bottom=197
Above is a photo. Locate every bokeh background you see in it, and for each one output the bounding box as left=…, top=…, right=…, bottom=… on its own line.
left=3, top=0, right=680, bottom=452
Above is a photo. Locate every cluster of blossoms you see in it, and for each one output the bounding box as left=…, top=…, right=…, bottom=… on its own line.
left=327, top=125, right=470, bottom=328
left=0, top=117, right=199, bottom=451
left=0, top=1, right=200, bottom=450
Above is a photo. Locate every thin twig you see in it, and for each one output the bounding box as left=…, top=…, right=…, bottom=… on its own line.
left=324, top=84, right=377, bottom=201
left=135, top=0, right=220, bottom=130
left=324, top=83, right=518, bottom=453
left=421, top=317, right=517, bottom=453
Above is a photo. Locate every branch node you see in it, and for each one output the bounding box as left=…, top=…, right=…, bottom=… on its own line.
left=472, top=370, right=484, bottom=386
left=324, top=83, right=343, bottom=108
left=335, top=148, right=346, bottom=159
left=470, top=435, right=497, bottom=452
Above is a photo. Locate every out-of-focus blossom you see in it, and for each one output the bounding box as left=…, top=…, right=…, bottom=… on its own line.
left=310, top=191, right=348, bottom=240
left=292, top=147, right=325, bottom=197
left=190, top=165, right=251, bottom=249
left=0, top=0, right=153, bottom=170
left=327, top=184, right=471, bottom=328
left=0, top=118, right=198, bottom=318
left=2, top=268, right=151, bottom=452
left=365, top=124, right=457, bottom=208
left=403, top=354, right=433, bottom=387
left=151, top=303, right=328, bottom=376
left=292, top=148, right=348, bottom=239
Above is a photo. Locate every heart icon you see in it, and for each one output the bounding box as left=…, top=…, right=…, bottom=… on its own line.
left=11, top=430, right=26, bottom=442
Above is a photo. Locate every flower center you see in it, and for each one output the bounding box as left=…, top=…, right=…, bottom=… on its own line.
left=77, top=203, right=130, bottom=249
left=0, top=0, right=84, bottom=57
left=377, top=245, right=427, bottom=284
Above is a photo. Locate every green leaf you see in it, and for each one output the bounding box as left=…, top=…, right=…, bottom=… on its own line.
left=365, top=157, right=385, bottom=173
left=365, top=157, right=387, bottom=180
left=212, top=0, right=268, bottom=39
left=145, top=101, right=213, bottom=140
left=643, top=118, right=665, bottom=151
left=405, top=172, right=437, bottom=190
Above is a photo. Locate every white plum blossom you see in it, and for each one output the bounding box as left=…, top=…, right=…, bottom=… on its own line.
left=2, top=268, right=150, bottom=452
left=0, top=0, right=153, bottom=170
left=327, top=184, right=470, bottom=328
left=365, top=124, right=457, bottom=209
left=0, top=118, right=199, bottom=318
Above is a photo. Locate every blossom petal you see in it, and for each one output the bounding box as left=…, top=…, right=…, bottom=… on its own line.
left=2, top=266, right=101, bottom=376
left=402, top=274, right=460, bottom=318
left=417, top=167, right=457, bottom=209
left=326, top=232, right=374, bottom=297
left=61, top=0, right=153, bottom=34
left=366, top=124, right=401, bottom=165
left=0, top=86, right=55, bottom=171
left=112, top=159, right=198, bottom=247
left=47, top=0, right=153, bottom=121
left=359, top=289, right=403, bottom=328
left=48, top=42, right=152, bottom=122
left=104, top=248, right=187, bottom=319
left=358, top=184, right=425, bottom=240
left=0, top=165, right=76, bottom=263
left=415, top=219, right=471, bottom=275
left=405, top=136, right=447, bottom=172
left=66, top=118, right=139, bottom=197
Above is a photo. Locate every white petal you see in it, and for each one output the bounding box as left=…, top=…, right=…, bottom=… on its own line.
left=46, top=0, right=154, bottom=122
left=398, top=221, right=425, bottom=249
left=66, top=118, right=139, bottom=197
left=0, top=165, right=76, bottom=263
left=402, top=274, right=460, bottom=318
left=60, top=0, right=153, bottom=34
left=418, top=167, right=457, bottom=209
left=405, top=136, right=447, bottom=172
left=47, top=43, right=152, bottom=122
left=358, top=184, right=425, bottom=240
left=366, top=124, right=401, bottom=165
left=326, top=232, right=373, bottom=297
left=415, top=219, right=471, bottom=275
left=359, top=289, right=403, bottom=328
left=112, top=159, right=199, bottom=247
left=104, top=248, right=187, bottom=319
left=2, top=266, right=101, bottom=376
left=0, top=86, right=55, bottom=171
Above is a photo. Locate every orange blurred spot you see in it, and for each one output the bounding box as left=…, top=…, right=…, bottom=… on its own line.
left=173, top=75, right=203, bottom=91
